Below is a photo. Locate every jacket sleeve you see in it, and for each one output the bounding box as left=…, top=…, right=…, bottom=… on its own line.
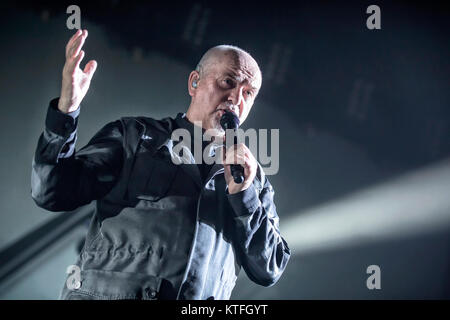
left=227, top=173, right=291, bottom=287
left=31, top=98, right=124, bottom=212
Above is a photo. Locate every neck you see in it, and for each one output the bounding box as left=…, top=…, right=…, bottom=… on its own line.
left=186, top=105, right=225, bottom=141
left=185, top=106, right=200, bottom=125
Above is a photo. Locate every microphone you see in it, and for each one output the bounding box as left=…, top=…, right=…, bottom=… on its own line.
left=220, top=110, right=245, bottom=184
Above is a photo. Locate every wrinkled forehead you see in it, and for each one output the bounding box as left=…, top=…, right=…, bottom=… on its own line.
left=213, top=50, right=262, bottom=90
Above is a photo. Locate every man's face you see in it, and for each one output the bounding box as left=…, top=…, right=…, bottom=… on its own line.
left=189, top=52, right=262, bottom=132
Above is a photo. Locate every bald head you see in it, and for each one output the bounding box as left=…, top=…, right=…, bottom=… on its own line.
left=195, top=45, right=262, bottom=86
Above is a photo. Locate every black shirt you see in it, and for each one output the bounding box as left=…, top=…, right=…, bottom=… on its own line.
left=174, top=113, right=215, bottom=184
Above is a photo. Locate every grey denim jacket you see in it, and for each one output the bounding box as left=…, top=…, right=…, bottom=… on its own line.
left=31, top=99, right=291, bottom=300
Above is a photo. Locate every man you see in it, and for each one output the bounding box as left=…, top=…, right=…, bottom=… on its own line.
left=31, top=29, right=290, bottom=300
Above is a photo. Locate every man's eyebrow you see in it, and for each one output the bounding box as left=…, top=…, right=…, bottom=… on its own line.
left=225, top=72, right=259, bottom=90
left=225, top=72, right=239, bottom=80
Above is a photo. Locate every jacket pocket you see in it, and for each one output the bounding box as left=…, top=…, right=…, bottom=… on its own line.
left=62, top=269, right=162, bottom=300
left=66, top=291, right=97, bottom=300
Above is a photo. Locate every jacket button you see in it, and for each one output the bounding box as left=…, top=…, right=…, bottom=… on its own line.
left=145, top=288, right=156, bottom=299
left=73, top=281, right=81, bottom=290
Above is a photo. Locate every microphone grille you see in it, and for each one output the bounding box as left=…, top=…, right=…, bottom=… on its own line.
left=220, top=111, right=240, bottom=130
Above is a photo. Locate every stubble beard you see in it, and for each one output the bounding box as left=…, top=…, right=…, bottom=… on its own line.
left=205, top=111, right=225, bottom=139
left=209, top=109, right=224, bottom=130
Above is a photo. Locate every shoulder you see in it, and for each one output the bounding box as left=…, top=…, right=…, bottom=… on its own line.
left=118, top=115, right=178, bottom=136
left=105, top=115, right=178, bottom=152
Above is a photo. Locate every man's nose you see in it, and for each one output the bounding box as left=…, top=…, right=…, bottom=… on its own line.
left=228, top=87, right=244, bottom=113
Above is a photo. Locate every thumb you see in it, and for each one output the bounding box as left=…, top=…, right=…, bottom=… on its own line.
left=221, top=146, right=226, bottom=163
left=223, top=157, right=232, bottom=181
left=84, top=60, right=97, bottom=78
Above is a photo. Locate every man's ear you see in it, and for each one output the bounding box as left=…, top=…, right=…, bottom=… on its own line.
left=188, top=70, right=200, bottom=97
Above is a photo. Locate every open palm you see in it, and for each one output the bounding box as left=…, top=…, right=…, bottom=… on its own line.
left=58, top=29, right=97, bottom=114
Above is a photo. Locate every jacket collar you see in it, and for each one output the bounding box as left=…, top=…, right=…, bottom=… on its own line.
left=137, top=114, right=225, bottom=190
left=135, top=114, right=265, bottom=193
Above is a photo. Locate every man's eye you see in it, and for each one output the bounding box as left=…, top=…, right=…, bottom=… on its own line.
left=246, top=91, right=253, bottom=97
left=224, top=79, right=234, bottom=86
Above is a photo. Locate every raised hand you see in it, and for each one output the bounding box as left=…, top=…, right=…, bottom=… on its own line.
left=58, top=29, right=97, bottom=114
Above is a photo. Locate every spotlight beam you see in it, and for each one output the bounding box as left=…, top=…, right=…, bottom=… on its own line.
left=282, top=158, right=450, bottom=255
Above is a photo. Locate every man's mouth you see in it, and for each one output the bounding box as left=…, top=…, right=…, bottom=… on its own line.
left=216, top=109, right=226, bottom=117
left=216, top=107, right=238, bottom=118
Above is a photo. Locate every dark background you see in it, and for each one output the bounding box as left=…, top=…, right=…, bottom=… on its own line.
left=0, top=0, right=449, bottom=299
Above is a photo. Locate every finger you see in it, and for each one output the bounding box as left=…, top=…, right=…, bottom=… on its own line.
left=225, top=143, right=239, bottom=153
left=83, top=60, right=97, bottom=78
left=66, top=29, right=83, bottom=58
left=66, top=29, right=82, bottom=53
left=232, top=147, right=246, bottom=163
left=242, top=156, right=253, bottom=170
left=221, top=146, right=226, bottom=163
left=236, top=155, right=246, bottom=165
left=224, top=152, right=245, bottom=165
left=71, top=31, right=87, bottom=58
left=74, top=50, right=85, bottom=70
left=224, top=148, right=234, bottom=164
left=223, top=163, right=233, bottom=184
left=224, top=146, right=239, bottom=162
left=67, top=29, right=82, bottom=50
left=68, top=29, right=87, bottom=58
left=68, top=34, right=82, bottom=58
left=237, top=143, right=250, bottom=155
left=236, top=143, right=256, bottom=164
left=70, top=29, right=82, bottom=40
left=227, top=143, right=247, bottom=157
left=244, top=163, right=251, bottom=181
left=226, top=151, right=254, bottom=169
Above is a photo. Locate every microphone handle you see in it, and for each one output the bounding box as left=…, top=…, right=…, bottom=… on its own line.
left=230, top=164, right=245, bottom=184
left=230, top=131, right=244, bottom=184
